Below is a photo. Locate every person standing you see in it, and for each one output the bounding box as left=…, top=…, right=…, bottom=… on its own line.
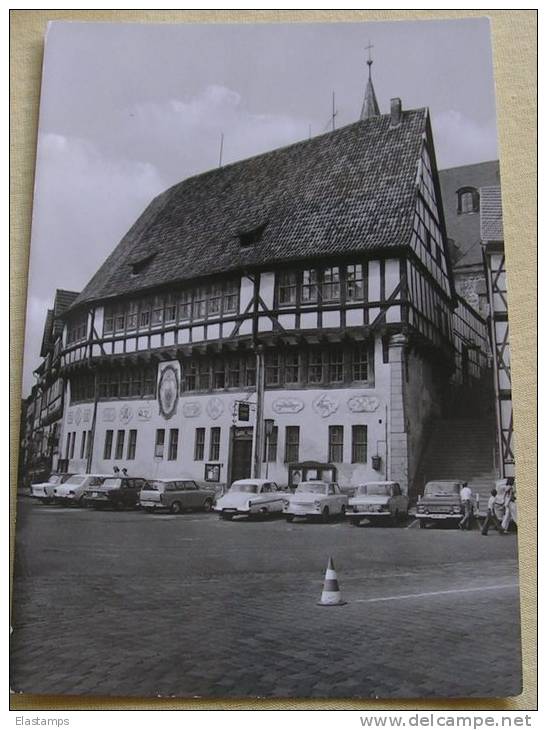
left=458, top=482, right=474, bottom=530
left=481, top=488, right=504, bottom=535
left=502, top=483, right=517, bottom=533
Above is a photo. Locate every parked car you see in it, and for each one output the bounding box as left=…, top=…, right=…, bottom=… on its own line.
left=83, top=476, right=148, bottom=509
left=139, top=479, right=216, bottom=514
left=54, top=473, right=110, bottom=505
left=29, top=473, right=74, bottom=503
left=283, top=481, right=348, bottom=522
left=346, top=481, right=409, bottom=526
left=415, top=480, right=468, bottom=528
left=214, top=479, right=284, bottom=519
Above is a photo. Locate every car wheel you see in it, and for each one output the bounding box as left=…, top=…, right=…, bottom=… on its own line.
left=340, top=504, right=346, bottom=517
left=419, top=519, right=426, bottom=529
left=350, top=517, right=361, bottom=527
left=321, top=506, right=330, bottom=523
left=203, top=498, right=213, bottom=513
left=392, top=510, right=400, bottom=526
left=170, top=501, right=183, bottom=515
left=145, top=507, right=154, bottom=514
left=220, top=512, right=233, bottom=521
left=286, top=515, right=294, bottom=523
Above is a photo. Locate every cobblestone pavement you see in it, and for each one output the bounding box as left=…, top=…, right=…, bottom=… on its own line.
left=10, top=498, right=522, bottom=700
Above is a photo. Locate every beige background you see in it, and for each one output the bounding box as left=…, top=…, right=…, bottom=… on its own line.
left=10, top=9, right=537, bottom=712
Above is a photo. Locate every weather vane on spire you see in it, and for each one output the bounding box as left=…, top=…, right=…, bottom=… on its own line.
left=360, top=41, right=380, bottom=120
left=365, top=41, right=374, bottom=77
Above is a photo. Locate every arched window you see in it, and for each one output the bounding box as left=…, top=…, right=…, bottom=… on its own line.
left=457, top=187, right=480, bottom=215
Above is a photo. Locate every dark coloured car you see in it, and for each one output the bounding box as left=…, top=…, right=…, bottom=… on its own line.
left=415, top=480, right=468, bottom=528
left=83, top=476, right=148, bottom=509
left=139, top=479, right=217, bottom=514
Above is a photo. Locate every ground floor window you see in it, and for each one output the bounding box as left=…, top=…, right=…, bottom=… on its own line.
left=127, top=429, right=137, bottom=460
left=154, top=429, right=165, bottom=459
left=351, top=425, right=368, bottom=463
left=284, top=426, right=299, bottom=463
left=168, top=429, right=179, bottom=461
left=328, top=425, right=344, bottom=462
left=103, top=430, right=113, bottom=460
left=209, top=427, right=221, bottom=461
left=115, top=430, right=125, bottom=461
left=194, top=428, right=205, bottom=461
left=80, top=431, right=87, bottom=459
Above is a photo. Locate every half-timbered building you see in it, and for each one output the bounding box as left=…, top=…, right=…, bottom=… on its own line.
left=480, top=186, right=514, bottom=478
left=52, top=85, right=491, bottom=495
left=22, top=289, right=79, bottom=484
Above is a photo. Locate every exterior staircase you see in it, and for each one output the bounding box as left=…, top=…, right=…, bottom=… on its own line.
left=412, top=418, right=497, bottom=514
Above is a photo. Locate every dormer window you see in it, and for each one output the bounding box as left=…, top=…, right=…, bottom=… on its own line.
left=238, top=223, right=267, bottom=248
left=130, top=251, right=157, bottom=276
left=457, top=187, right=480, bottom=215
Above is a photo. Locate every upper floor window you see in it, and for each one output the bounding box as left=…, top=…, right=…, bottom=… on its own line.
left=346, top=265, right=364, bottom=302
left=103, top=278, right=240, bottom=336
left=457, top=187, right=480, bottom=215
left=66, top=313, right=87, bottom=345
left=276, top=264, right=366, bottom=308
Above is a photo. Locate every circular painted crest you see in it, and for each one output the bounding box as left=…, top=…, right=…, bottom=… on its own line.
left=206, top=397, right=224, bottom=420
left=158, top=365, right=179, bottom=420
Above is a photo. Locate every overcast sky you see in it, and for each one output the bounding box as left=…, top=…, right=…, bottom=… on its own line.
left=22, top=17, right=498, bottom=395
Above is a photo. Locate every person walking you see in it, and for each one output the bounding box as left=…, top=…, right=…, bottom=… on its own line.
left=481, top=488, right=504, bottom=535
left=458, top=482, right=474, bottom=530
left=113, top=465, right=120, bottom=476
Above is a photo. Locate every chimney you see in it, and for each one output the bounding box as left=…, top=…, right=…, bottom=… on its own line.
left=390, top=97, right=402, bottom=127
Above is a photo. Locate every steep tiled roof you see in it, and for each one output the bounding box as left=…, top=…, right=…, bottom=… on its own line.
left=438, top=161, right=500, bottom=270
left=53, top=289, right=79, bottom=336
left=71, top=109, right=428, bottom=309
left=39, top=309, right=55, bottom=358
left=480, top=186, right=504, bottom=242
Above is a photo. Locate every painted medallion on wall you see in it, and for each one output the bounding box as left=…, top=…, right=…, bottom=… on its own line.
left=182, top=402, right=202, bottom=418
left=83, top=408, right=91, bottom=423
left=312, top=393, right=339, bottom=418
left=347, top=395, right=380, bottom=413
left=103, top=407, right=116, bottom=422
left=206, top=397, right=224, bottom=420
left=158, top=365, right=179, bottom=420
left=137, top=406, right=152, bottom=421
left=120, top=405, right=133, bottom=424
left=272, top=397, right=304, bottom=414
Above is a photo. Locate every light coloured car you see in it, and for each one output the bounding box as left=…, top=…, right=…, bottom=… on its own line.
left=30, top=473, right=74, bottom=503
left=283, top=481, right=348, bottom=522
left=53, top=474, right=109, bottom=505
left=346, top=481, right=409, bottom=526
left=139, top=479, right=216, bottom=514
left=214, top=479, right=284, bottom=520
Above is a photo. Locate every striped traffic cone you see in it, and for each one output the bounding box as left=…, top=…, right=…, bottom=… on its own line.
left=317, top=556, right=347, bottom=606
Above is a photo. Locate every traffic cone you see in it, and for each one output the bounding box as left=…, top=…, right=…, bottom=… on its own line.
left=317, top=556, right=347, bottom=606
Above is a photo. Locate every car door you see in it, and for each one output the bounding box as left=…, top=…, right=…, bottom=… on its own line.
left=180, top=480, right=200, bottom=509
left=266, top=482, right=283, bottom=511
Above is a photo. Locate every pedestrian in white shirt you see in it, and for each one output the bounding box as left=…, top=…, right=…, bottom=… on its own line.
left=458, top=483, right=474, bottom=530
left=481, top=488, right=504, bottom=535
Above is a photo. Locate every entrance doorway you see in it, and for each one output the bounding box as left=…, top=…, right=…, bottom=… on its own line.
left=229, top=427, right=253, bottom=483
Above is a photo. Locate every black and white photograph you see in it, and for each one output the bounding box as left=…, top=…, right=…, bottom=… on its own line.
left=11, top=16, right=523, bottom=701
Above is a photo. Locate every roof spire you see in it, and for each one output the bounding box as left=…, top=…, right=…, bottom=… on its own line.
left=360, top=41, right=380, bottom=120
